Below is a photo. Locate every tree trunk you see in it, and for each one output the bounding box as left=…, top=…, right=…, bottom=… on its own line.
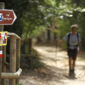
left=28, top=38, right=32, bottom=55
left=28, top=38, right=33, bottom=68
left=47, top=30, right=51, bottom=41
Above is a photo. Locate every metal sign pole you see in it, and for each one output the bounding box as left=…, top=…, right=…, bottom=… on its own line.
left=0, top=2, right=5, bottom=85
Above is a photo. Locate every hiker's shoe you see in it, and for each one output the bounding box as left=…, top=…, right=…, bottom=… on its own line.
left=69, top=69, right=72, bottom=77
left=72, top=69, right=75, bottom=77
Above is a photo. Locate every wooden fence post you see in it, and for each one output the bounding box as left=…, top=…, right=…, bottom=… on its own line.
left=0, top=2, right=5, bottom=85
left=2, top=46, right=7, bottom=85
left=16, top=39, right=21, bottom=84
left=10, top=36, right=16, bottom=85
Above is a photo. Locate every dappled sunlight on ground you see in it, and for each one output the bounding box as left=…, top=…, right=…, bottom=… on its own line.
left=20, top=45, right=85, bottom=85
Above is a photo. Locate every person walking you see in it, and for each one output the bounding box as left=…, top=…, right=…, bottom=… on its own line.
left=59, top=24, right=81, bottom=77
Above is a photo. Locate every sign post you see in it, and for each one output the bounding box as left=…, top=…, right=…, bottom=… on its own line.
left=0, top=2, right=17, bottom=85
left=0, top=2, right=5, bottom=85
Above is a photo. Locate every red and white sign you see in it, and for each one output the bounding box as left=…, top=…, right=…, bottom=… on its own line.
left=0, top=51, right=3, bottom=58
left=0, top=32, right=8, bottom=46
left=0, top=9, right=17, bottom=25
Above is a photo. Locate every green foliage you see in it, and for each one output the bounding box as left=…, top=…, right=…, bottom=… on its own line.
left=16, top=83, right=22, bottom=85
left=71, top=0, right=85, bottom=7
left=21, top=49, right=44, bottom=69
left=4, top=0, right=85, bottom=51
left=77, top=12, right=85, bottom=50
left=45, top=0, right=56, bottom=7
left=4, top=0, right=74, bottom=38
left=57, top=19, right=71, bottom=38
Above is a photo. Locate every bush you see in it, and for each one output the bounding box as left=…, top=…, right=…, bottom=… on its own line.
left=21, top=49, right=44, bottom=70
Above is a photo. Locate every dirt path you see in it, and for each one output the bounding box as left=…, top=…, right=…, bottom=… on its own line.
left=20, top=45, right=85, bottom=85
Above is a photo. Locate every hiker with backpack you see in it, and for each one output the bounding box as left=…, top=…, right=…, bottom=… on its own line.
left=58, top=24, right=81, bottom=77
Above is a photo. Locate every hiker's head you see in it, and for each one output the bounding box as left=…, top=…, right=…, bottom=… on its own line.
left=71, top=24, right=78, bottom=33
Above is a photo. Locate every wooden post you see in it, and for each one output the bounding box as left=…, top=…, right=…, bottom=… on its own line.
left=0, top=2, right=5, bottom=85
left=2, top=46, right=6, bottom=85
left=2, top=46, right=6, bottom=74
left=16, top=39, right=21, bottom=84
left=1, top=68, right=22, bottom=79
left=10, top=36, right=16, bottom=85
left=47, top=30, right=51, bottom=41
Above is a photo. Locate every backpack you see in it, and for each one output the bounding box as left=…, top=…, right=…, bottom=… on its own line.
left=67, top=32, right=79, bottom=49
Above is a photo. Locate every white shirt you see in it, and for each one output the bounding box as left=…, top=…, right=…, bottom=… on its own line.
left=63, top=32, right=80, bottom=49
